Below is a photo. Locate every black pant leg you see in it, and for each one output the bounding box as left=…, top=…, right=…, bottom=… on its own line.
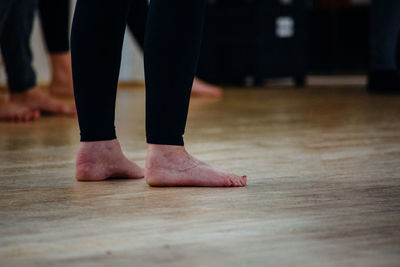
left=0, top=0, right=38, bottom=93
left=0, top=0, right=15, bottom=36
left=127, top=0, right=148, bottom=51
left=370, top=0, right=400, bottom=70
left=39, top=0, right=70, bottom=53
left=144, top=0, right=207, bottom=145
left=71, top=0, right=131, bottom=141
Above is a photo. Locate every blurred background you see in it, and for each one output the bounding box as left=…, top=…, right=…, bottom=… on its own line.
left=2, top=0, right=396, bottom=88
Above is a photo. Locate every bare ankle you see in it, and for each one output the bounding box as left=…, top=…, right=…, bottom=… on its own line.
left=78, top=140, right=121, bottom=156
left=146, top=144, right=187, bottom=169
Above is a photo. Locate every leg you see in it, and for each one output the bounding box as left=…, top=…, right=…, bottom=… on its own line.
left=127, top=0, right=148, bottom=51
left=1, top=0, right=73, bottom=117
left=0, top=0, right=39, bottom=122
left=1, top=0, right=37, bottom=95
left=127, top=0, right=223, bottom=98
left=39, top=0, right=70, bottom=54
left=39, top=0, right=74, bottom=97
left=0, top=0, right=14, bottom=35
left=144, top=0, right=246, bottom=187
left=368, top=0, right=400, bottom=93
left=71, top=0, right=143, bottom=181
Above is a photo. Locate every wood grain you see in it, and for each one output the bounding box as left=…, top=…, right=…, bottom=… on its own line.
left=0, top=85, right=399, bottom=266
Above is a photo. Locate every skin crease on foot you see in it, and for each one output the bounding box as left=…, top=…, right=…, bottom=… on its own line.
left=10, top=86, right=76, bottom=116
left=0, top=95, right=40, bottom=122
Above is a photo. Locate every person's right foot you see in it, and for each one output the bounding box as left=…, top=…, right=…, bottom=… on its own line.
left=367, top=70, right=400, bottom=94
left=76, top=139, right=144, bottom=181
left=10, top=86, right=76, bottom=115
left=145, top=144, right=247, bottom=187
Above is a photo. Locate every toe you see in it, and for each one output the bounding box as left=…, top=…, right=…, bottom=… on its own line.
left=230, top=174, right=246, bottom=187
left=33, top=110, right=40, bottom=119
left=25, top=111, right=37, bottom=121
left=234, top=176, right=244, bottom=187
left=23, top=114, right=31, bottom=122
left=241, top=176, right=247, bottom=187
left=227, top=174, right=239, bottom=187
left=223, top=177, right=233, bottom=187
left=63, top=104, right=76, bottom=116
left=128, top=166, right=145, bottom=179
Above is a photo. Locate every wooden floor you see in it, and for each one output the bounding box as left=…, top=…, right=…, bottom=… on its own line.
left=1, top=84, right=400, bottom=266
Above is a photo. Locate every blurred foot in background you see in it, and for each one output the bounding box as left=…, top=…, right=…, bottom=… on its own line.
left=0, top=94, right=40, bottom=122
left=47, top=52, right=74, bottom=98
left=39, top=0, right=74, bottom=98
left=0, top=0, right=75, bottom=121
left=368, top=0, right=400, bottom=94
left=191, top=77, right=223, bottom=97
left=10, top=87, right=75, bottom=116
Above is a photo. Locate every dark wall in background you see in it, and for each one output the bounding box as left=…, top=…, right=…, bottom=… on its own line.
left=197, top=1, right=400, bottom=87
left=197, top=0, right=308, bottom=87
left=309, top=6, right=370, bottom=73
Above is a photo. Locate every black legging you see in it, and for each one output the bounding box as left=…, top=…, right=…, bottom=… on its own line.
left=0, top=0, right=37, bottom=93
left=0, top=0, right=71, bottom=93
left=38, top=0, right=70, bottom=54
left=40, top=0, right=146, bottom=53
left=127, top=0, right=148, bottom=51
left=71, top=0, right=207, bottom=145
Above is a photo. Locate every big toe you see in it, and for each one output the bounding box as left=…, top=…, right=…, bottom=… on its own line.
left=26, top=109, right=40, bottom=121
left=60, top=104, right=76, bottom=115
left=119, top=160, right=144, bottom=179
left=127, top=165, right=145, bottom=179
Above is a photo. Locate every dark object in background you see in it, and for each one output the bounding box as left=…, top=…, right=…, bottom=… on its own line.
left=309, top=5, right=370, bottom=72
left=197, top=0, right=308, bottom=87
left=308, top=2, right=400, bottom=73
left=367, top=70, right=400, bottom=94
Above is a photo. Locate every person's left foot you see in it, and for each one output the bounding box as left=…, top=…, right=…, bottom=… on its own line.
left=10, top=86, right=76, bottom=116
left=48, top=52, right=74, bottom=98
left=191, top=77, right=223, bottom=98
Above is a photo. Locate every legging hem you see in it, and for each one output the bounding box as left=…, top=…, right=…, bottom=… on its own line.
left=80, top=134, right=117, bottom=142
left=8, top=81, right=36, bottom=94
left=146, top=136, right=184, bottom=146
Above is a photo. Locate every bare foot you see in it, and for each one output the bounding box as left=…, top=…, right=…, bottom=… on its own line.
left=0, top=95, right=40, bottom=122
left=48, top=52, right=74, bottom=98
left=145, top=144, right=246, bottom=187
left=10, top=86, right=75, bottom=116
left=76, top=139, right=144, bottom=181
left=191, top=77, right=223, bottom=98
